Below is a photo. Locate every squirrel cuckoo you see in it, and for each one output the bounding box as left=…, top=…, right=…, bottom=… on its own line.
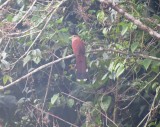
left=71, top=35, right=87, bottom=80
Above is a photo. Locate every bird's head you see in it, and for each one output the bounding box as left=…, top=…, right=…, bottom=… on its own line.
left=71, top=35, right=80, bottom=42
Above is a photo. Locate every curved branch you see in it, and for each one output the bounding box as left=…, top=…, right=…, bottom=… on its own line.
left=100, top=0, right=160, bottom=39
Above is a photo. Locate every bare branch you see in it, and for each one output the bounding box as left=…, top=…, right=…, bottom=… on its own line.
left=30, top=104, right=79, bottom=127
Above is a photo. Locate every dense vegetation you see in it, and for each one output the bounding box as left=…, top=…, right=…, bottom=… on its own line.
left=0, top=0, right=160, bottom=127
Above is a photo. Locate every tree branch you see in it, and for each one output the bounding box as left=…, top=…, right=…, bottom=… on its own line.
left=0, top=0, right=11, bottom=10
left=0, top=47, right=159, bottom=91
left=100, top=0, right=160, bottom=40
left=93, top=48, right=160, bottom=61
left=0, top=54, right=74, bottom=91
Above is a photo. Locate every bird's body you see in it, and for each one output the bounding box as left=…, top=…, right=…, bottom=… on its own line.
left=71, top=35, right=87, bottom=80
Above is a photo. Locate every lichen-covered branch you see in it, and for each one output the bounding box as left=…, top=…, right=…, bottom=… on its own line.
left=100, top=0, right=160, bottom=39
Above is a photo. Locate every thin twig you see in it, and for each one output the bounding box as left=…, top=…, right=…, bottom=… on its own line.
left=30, top=104, right=79, bottom=127
left=13, top=0, right=37, bottom=29
left=137, top=103, right=160, bottom=127
left=42, top=62, right=53, bottom=126
left=61, top=92, right=118, bottom=127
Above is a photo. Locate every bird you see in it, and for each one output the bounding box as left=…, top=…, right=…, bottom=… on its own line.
left=71, top=35, right=87, bottom=80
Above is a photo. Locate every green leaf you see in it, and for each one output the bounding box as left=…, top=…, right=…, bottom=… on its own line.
left=32, top=57, right=41, bottom=64
left=97, top=10, right=105, bottom=23
left=116, top=64, right=125, bottom=78
left=3, top=75, right=12, bottom=85
left=100, top=96, right=112, bottom=112
left=101, top=73, right=108, bottom=80
left=115, top=63, right=121, bottom=71
left=155, top=86, right=160, bottom=102
left=131, top=42, right=139, bottom=52
left=56, top=17, right=63, bottom=24
left=121, top=25, right=128, bottom=36
left=151, top=61, right=160, bottom=73
left=0, top=59, right=10, bottom=70
left=51, top=93, right=59, bottom=105
left=102, top=28, right=107, bottom=37
left=67, top=98, right=74, bottom=108
left=142, top=59, right=152, bottom=70
left=31, top=49, right=42, bottom=64
left=108, top=61, right=115, bottom=72
left=152, top=82, right=159, bottom=91
left=23, top=55, right=31, bottom=66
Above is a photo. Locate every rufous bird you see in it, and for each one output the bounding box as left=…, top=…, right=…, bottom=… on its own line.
left=71, top=35, right=87, bottom=80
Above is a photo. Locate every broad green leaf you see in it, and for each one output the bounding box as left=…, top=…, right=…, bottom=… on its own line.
left=56, top=17, right=64, bottom=24
left=151, top=61, right=160, bottom=73
left=102, top=28, right=107, bottom=37
left=108, top=61, right=115, bottom=72
left=131, top=42, right=139, bottom=52
left=100, top=96, right=112, bottom=112
left=3, top=75, right=12, bottom=85
left=115, top=63, right=121, bottom=71
left=97, top=10, right=105, bottom=23
left=32, top=57, right=41, bottom=64
left=121, top=25, right=128, bottom=36
left=116, top=64, right=125, bottom=78
left=23, top=55, right=31, bottom=66
left=51, top=93, right=59, bottom=105
left=142, top=59, right=152, bottom=70
left=31, top=49, right=42, bottom=64
left=152, top=82, right=159, bottom=91
left=155, top=86, right=160, bottom=102
left=67, top=98, right=74, bottom=108
left=0, top=59, right=10, bottom=70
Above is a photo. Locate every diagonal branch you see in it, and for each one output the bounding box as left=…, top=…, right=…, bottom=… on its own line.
left=13, top=0, right=37, bottom=29
left=0, top=0, right=11, bottom=10
left=100, top=0, right=160, bottom=39
left=0, top=54, right=74, bottom=91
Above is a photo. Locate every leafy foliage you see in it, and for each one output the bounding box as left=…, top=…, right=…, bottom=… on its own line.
left=0, top=0, right=160, bottom=127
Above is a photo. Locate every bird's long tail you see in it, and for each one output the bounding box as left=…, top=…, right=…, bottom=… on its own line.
left=76, top=55, right=87, bottom=80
